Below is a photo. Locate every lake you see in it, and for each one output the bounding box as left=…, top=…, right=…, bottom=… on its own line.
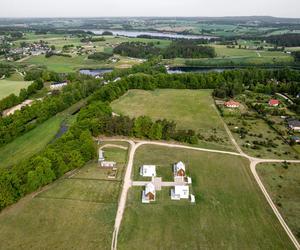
left=88, top=29, right=216, bottom=40
left=79, top=69, right=113, bottom=77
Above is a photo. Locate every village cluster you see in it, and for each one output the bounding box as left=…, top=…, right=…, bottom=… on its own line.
left=139, top=161, right=195, bottom=204
left=224, top=98, right=300, bottom=143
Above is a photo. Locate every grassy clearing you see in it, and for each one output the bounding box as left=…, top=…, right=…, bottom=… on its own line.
left=0, top=116, right=63, bottom=168
left=0, top=99, right=87, bottom=168
left=0, top=143, right=129, bottom=249
left=257, top=162, right=300, bottom=241
left=0, top=79, right=32, bottom=99
left=111, top=89, right=234, bottom=151
left=118, top=145, right=294, bottom=250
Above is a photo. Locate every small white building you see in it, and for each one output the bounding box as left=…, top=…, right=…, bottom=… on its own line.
left=142, top=183, right=156, bottom=203
left=171, top=185, right=189, bottom=200
left=174, top=161, right=186, bottom=177
left=101, top=161, right=116, bottom=168
left=190, top=194, right=196, bottom=203
left=98, top=149, right=105, bottom=162
left=50, top=81, right=68, bottom=90
left=140, top=165, right=156, bottom=177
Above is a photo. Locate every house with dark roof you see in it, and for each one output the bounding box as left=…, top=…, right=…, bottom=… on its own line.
left=288, top=119, right=300, bottom=131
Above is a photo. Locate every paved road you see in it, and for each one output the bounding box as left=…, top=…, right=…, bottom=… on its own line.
left=101, top=136, right=300, bottom=250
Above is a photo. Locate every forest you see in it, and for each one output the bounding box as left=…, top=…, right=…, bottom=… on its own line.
left=113, top=40, right=216, bottom=59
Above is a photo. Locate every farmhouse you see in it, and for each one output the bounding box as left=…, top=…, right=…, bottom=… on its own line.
left=224, top=100, right=240, bottom=108
left=269, top=99, right=279, bottom=107
left=174, top=161, right=186, bottom=177
left=287, top=119, right=300, bottom=131
left=171, top=185, right=189, bottom=200
left=101, top=161, right=116, bottom=168
left=140, top=165, right=156, bottom=177
left=50, top=81, right=68, bottom=90
left=142, top=183, right=156, bottom=203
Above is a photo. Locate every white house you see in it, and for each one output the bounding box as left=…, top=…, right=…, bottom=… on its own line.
left=174, top=161, right=186, bottom=177
left=101, top=161, right=116, bottom=168
left=140, top=165, right=156, bottom=177
left=142, top=183, right=156, bottom=203
left=171, top=185, right=189, bottom=200
left=98, top=149, right=105, bottom=162
left=50, top=81, right=68, bottom=90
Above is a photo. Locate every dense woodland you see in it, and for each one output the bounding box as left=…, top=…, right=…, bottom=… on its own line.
left=266, top=34, right=300, bottom=47
left=87, top=52, right=113, bottom=61
left=113, top=40, right=216, bottom=59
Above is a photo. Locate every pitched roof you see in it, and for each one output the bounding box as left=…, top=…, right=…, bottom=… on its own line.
left=269, top=99, right=279, bottom=105
left=288, top=119, right=300, bottom=127
left=224, top=100, right=240, bottom=106
left=174, top=161, right=185, bottom=172
left=145, top=183, right=155, bottom=195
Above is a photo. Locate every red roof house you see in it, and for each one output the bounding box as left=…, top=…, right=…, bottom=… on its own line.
left=269, top=99, right=279, bottom=107
left=224, top=100, right=240, bottom=108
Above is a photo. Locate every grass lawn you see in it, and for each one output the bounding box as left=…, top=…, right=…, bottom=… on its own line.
left=0, top=148, right=127, bottom=249
left=118, top=145, right=294, bottom=249
left=111, top=89, right=234, bottom=151
left=257, top=162, right=300, bottom=242
left=0, top=79, right=32, bottom=99
left=0, top=116, right=63, bottom=168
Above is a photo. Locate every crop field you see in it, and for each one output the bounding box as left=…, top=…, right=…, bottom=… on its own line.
left=0, top=79, right=32, bottom=99
left=118, top=145, right=294, bottom=249
left=257, top=162, right=300, bottom=242
left=0, top=142, right=128, bottom=250
left=111, top=89, right=235, bottom=151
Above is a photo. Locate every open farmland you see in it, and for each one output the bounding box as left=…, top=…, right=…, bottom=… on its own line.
left=0, top=142, right=128, bottom=250
left=111, top=89, right=234, bottom=151
left=118, top=144, right=295, bottom=250
left=257, top=162, right=300, bottom=242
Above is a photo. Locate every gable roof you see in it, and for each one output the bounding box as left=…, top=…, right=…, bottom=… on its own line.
left=269, top=99, right=279, bottom=105
left=224, top=100, right=240, bottom=106
left=174, top=161, right=185, bottom=172
left=288, top=119, right=300, bottom=127
left=145, top=183, right=155, bottom=195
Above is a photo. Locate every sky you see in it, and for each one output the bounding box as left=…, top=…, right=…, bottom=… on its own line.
left=0, top=0, right=299, bottom=18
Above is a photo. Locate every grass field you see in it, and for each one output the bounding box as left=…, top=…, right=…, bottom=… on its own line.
left=111, top=89, right=234, bottom=151
left=0, top=116, right=63, bottom=168
left=257, top=162, right=300, bottom=242
left=0, top=79, right=32, bottom=99
left=166, top=45, right=294, bottom=67
left=0, top=99, right=87, bottom=168
left=0, top=142, right=128, bottom=250
left=118, top=145, right=294, bottom=249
